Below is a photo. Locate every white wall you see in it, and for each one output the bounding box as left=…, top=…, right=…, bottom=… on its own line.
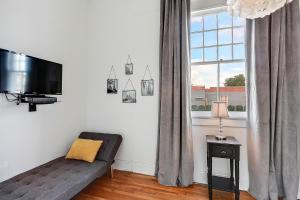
left=86, top=0, right=160, bottom=175
left=0, top=0, right=88, bottom=181
left=85, top=0, right=249, bottom=191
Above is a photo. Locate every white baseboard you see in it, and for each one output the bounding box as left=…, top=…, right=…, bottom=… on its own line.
left=112, top=159, right=248, bottom=191
left=113, top=159, right=155, bottom=176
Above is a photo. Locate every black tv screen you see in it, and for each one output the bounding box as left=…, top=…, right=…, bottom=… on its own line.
left=0, top=48, right=62, bottom=95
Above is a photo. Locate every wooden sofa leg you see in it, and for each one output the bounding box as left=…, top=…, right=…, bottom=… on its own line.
left=108, top=166, right=114, bottom=178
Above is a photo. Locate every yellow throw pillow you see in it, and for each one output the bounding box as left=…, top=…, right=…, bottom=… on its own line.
left=66, top=138, right=103, bottom=163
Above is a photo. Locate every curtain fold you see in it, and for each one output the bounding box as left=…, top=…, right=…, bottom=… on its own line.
left=246, top=1, right=300, bottom=199
left=155, top=0, right=194, bottom=187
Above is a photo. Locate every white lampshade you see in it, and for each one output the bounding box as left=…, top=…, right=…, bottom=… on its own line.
left=211, top=101, right=229, bottom=118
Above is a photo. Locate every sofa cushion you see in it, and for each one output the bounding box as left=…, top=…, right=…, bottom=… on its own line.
left=0, top=157, right=107, bottom=200
left=78, top=132, right=122, bottom=163
left=66, top=138, right=103, bottom=163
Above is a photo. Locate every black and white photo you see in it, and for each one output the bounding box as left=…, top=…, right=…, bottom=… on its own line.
left=122, top=90, right=136, bottom=103
left=107, top=79, right=118, bottom=94
left=125, top=63, right=133, bottom=75
left=141, top=79, right=154, bottom=96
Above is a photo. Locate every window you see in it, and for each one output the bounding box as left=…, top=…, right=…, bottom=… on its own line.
left=191, top=8, right=246, bottom=118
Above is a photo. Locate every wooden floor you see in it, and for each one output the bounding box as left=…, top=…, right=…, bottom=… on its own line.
left=74, top=170, right=255, bottom=200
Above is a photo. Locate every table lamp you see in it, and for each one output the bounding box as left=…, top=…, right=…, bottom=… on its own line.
left=211, top=101, right=229, bottom=140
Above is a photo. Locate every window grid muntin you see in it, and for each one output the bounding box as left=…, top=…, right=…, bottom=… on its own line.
left=191, top=9, right=246, bottom=115
left=191, top=11, right=245, bottom=64
left=191, top=25, right=244, bottom=34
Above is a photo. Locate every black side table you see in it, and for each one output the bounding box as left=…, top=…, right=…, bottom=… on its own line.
left=206, top=135, right=241, bottom=200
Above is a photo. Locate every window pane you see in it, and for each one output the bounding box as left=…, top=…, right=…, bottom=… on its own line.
left=204, top=14, right=217, bottom=30
left=233, top=44, right=245, bottom=59
left=191, top=48, right=203, bottom=62
left=191, top=33, right=203, bottom=48
left=233, top=16, right=245, bottom=26
left=218, top=12, right=232, bottom=28
left=219, top=45, right=232, bottom=60
left=191, top=64, right=218, bottom=111
left=204, top=31, right=217, bottom=46
left=190, top=11, right=246, bottom=113
left=204, top=47, right=217, bottom=61
left=233, top=27, right=244, bottom=43
left=220, top=62, right=246, bottom=111
left=191, top=17, right=203, bottom=32
left=218, top=28, right=232, bottom=45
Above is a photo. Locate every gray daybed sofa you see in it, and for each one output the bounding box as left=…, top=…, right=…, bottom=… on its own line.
left=0, top=132, right=122, bottom=200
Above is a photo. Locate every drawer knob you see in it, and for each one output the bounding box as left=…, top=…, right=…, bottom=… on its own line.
left=221, top=150, right=227, bottom=154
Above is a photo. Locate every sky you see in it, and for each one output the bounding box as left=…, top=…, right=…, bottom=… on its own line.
left=191, top=62, right=245, bottom=87
left=190, top=11, right=246, bottom=87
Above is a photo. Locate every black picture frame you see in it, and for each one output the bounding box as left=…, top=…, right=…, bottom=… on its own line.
left=125, top=63, right=133, bottom=75
left=122, top=90, right=136, bottom=103
left=141, top=79, right=154, bottom=96
left=107, top=79, right=118, bottom=94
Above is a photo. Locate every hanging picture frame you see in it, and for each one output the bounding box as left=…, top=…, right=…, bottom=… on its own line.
left=141, top=65, right=154, bottom=96
left=107, top=66, right=118, bottom=94
left=125, top=55, right=133, bottom=75
left=122, top=78, right=136, bottom=103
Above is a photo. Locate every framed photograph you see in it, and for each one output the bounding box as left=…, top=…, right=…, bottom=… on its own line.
left=125, top=63, right=133, bottom=75
left=122, top=90, right=136, bottom=103
left=141, top=79, right=154, bottom=96
left=107, top=79, right=118, bottom=94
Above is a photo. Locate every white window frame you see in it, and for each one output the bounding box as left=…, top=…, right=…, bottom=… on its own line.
left=191, top=6, right=247, bottom=120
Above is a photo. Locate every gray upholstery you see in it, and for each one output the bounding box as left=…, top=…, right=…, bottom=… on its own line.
left=0, top=132, right=123, bottom=200
left=78, top=132, right=122, bottom=164
left=0, top=157, right=107, bottom=200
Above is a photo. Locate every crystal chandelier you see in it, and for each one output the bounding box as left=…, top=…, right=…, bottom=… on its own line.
left=227, top=0, right=295, bottom=19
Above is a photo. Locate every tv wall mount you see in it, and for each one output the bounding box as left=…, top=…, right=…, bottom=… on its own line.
left=4, top=93, right=58, bottom=112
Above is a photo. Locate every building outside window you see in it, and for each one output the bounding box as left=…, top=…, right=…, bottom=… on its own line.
left=190, top=7, right=246, bottom=118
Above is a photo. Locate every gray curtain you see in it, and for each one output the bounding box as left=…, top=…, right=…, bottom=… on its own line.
left=246, top=1, right=300, bottom=199
left=156, top=0, right=194, bottom=187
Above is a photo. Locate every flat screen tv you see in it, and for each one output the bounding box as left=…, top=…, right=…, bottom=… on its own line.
left=0, top=48, right=62, bottom=95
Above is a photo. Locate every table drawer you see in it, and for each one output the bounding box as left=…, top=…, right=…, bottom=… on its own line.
left=211, top=144, right=235, bottom=158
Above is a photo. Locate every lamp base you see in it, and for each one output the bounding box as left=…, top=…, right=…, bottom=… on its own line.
left=215, top=135, right=227, bottom=140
